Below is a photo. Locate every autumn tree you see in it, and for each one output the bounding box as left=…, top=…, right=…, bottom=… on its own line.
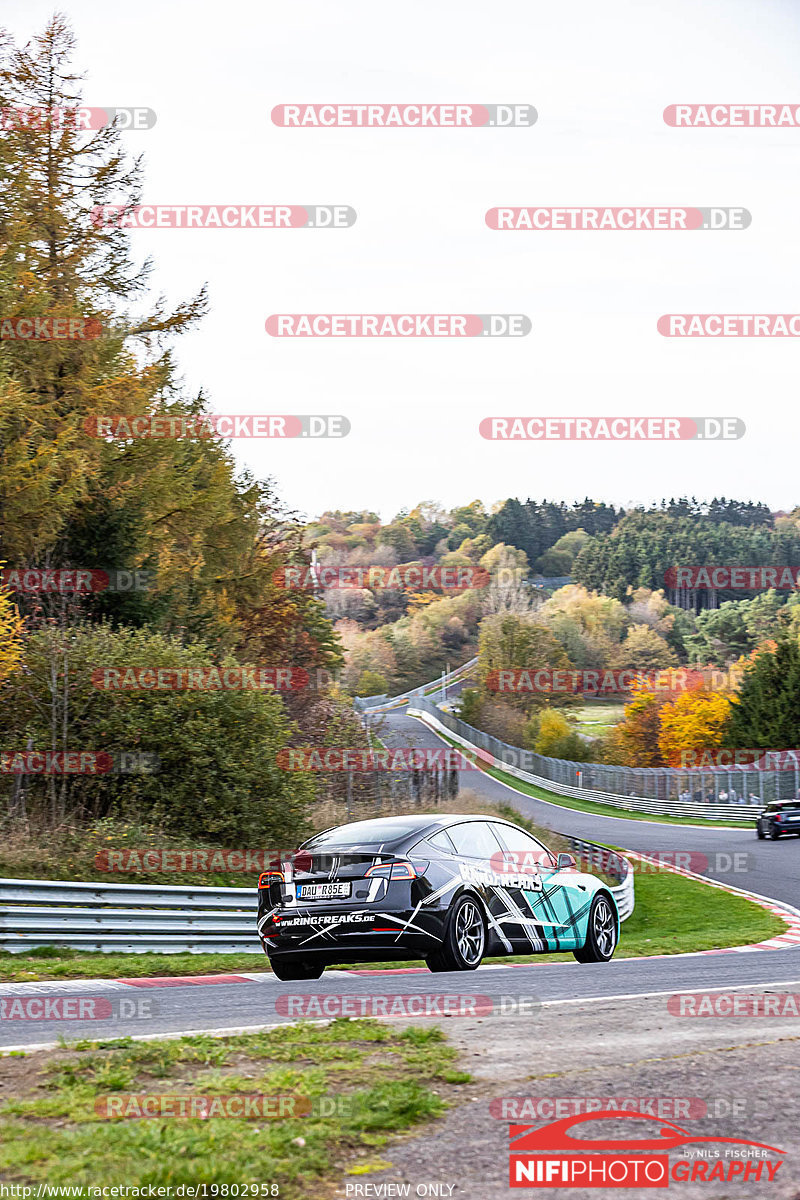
left=610, top=623, right=678, bottom=672
left=0, top=16, right=343, bottom=674
left=658, top=686, right=733, bottom=768
left=602, top=685, right=667, bottom=768
left=537, top=585, right=629, bottom=669
left=0, top=15, right=206, bottom=563
left=0, top=581, right=24, bottom=685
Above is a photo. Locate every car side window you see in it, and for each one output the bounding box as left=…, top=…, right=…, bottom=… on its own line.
left=447, top=821, right=504, bottom=860
left=491, top=822, right=556, bottom=869
left=425, top=829, right=457, bottom=854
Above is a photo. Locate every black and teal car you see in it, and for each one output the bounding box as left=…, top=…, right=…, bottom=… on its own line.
left=257, top=814, right=620, bottom=980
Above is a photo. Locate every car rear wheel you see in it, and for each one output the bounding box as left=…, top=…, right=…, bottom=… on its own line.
left=573, top=894, right=618, bottom=963
left=269, top=957, right=325, bottom=981
left=756, top=825, right=765, bottom=839
left=770, top=827, right=780, bottom=840
left=426, top=895, right=485, bottom=972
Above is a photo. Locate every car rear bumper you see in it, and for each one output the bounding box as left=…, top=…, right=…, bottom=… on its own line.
left=259, top=905, right=444, bottom=961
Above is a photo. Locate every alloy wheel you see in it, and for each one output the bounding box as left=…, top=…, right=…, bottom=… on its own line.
left=455, top=899, right=485, bottom=965
left=593, top=897, right=616, bottom=958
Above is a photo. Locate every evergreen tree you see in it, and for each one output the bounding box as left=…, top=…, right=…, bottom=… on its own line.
left=725, top=639, right=800, bottom=747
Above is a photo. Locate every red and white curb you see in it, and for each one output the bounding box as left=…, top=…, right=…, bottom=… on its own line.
left=624, top=849, right=800, bottom=955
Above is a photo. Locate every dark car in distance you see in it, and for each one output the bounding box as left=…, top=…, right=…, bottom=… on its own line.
left=257, top=813, right=620, bottom=980
left=756, top=800, right=800, bottom=839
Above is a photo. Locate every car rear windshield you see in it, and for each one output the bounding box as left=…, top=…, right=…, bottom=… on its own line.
left=303, top=818, right=432, bottom=850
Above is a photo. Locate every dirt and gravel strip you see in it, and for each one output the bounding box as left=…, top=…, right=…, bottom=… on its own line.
left=348, top=988, right=800, bottom=1199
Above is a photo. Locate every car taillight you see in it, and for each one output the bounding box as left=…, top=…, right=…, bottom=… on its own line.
left=390, top=860, right=417, bottom=880
left=366, top=860, right=417, bottom=880
left=258, top=870, right=284, bottom=888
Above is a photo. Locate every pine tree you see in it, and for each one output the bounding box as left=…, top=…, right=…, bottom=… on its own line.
left=725, top=639, right=800, bottom=747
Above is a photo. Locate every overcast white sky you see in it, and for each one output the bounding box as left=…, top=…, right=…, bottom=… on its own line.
left=6, top=0, right=800, bottom=521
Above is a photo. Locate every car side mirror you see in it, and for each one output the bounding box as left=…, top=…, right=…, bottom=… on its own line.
left=557, top=853, right=577, bottom=871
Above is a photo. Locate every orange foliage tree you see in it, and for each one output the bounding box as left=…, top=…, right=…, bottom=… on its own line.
left=603, top=684, right=668, bottom=767
left=657, top=686, right=734, bottom=768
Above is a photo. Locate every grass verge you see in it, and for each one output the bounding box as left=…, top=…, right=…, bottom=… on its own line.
left=0, top=1019, right=469, bottom=1193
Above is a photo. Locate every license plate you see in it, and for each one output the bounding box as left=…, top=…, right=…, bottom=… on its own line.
left=297, top=882, right=352, bottom=900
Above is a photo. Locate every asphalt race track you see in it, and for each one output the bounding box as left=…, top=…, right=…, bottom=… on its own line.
left=2, top=953, right=800, bottom=1050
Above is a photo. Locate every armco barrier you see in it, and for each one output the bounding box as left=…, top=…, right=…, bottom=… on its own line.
left=358, top=657, right=478, bottom=713
left=562, top=837, right=634, bottom=921
left=0, top=831, right=632, bottom=952
left=407, top=697, right=767, bottom=823
left=0, top=877, right=260, bottom=954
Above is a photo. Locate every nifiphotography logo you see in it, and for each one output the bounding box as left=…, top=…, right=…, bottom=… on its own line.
left=508, top=1110, right=785, bottom=1187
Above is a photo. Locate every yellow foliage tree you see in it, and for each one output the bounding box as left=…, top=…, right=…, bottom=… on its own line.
left=535, top=709, right=574, bottom=756
left=0, top=583, right=25, bottom=685
left=657, top=687, right=733, bottom=768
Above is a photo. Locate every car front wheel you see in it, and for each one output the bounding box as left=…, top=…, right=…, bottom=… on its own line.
left=573, top=893, right=618, bottom=963
left=427, top=895, right=486, bottom=972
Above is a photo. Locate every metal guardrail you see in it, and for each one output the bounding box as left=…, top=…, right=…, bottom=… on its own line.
left=407, top=698, right=767, bottom=823
left=0, top=877, right=260, bottom=954
left=563, top=838, right=634, bottom=921
left=357, top=658, right=478, bottom=713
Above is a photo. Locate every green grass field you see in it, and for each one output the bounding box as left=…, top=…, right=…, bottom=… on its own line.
left=0, top=1020, right=469, bottom=1193
left=571, top=699, right=627, bottom=736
